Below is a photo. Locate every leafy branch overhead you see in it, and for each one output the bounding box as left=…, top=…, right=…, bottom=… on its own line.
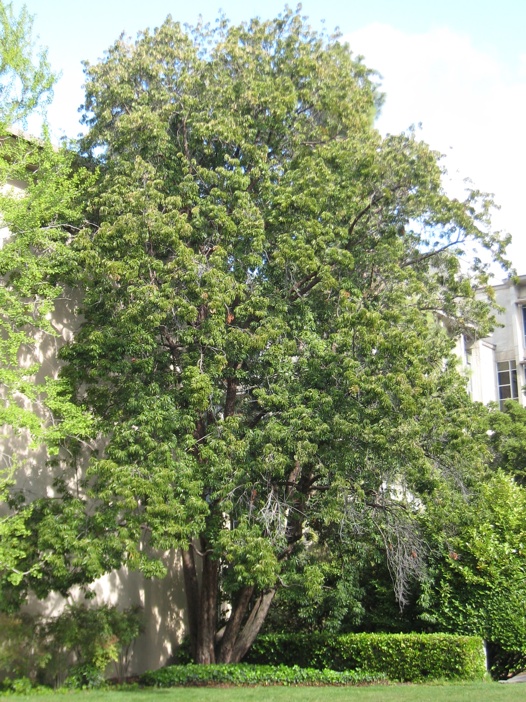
left=0, top=1, right=55, bottom=127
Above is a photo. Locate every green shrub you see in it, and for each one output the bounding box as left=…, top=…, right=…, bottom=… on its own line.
left=0, top=676, right=56, bottom=696
left=140, top=663, right=385, bottom=687
left=486, top=642, right=526, bottom=681
left=0, top=605, right=143, bottom=688
left=43, top=603, right=143, bottom=687
left=0, top=613, right=49, bottom=682
left=64, top=663, right=107, bottom=690
left=246, top=633, right=486, bottom=682
left=1, top=676, right=34, bottom=695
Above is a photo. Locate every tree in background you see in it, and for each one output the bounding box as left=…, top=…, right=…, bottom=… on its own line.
left=0, top=0, right=55, bottom=126
left=2, top=10, right=510, bottom=662
left=396, top=401, right=526, bottom=676
left=0, top=1, right=92, bottom=602
left=0, top=0, right=58, bottom=445
left=487, top=399, right=526, bottom=485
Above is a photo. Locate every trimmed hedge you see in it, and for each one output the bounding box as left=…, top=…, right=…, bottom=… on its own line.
left=245, top=633, right=486, bottom=682
left=140, top=663, right=386, bottom=687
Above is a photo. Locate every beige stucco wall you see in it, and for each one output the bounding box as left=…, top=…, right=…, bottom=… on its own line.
left=453, top=276, right=526, bottom=407
left=466, top=339, right=498, bottom=405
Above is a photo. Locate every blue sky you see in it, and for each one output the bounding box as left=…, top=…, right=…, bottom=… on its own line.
left=11, top=0, right=526, bottom=272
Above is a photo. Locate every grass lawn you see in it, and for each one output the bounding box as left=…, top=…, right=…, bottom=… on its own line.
left=3, top=683, right=526, bottom=702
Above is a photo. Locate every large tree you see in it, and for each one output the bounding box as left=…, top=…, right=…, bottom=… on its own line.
left=10, top=11, right=508, bottom=662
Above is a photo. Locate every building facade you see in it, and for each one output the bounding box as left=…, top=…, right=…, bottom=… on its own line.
left=456, top=276, right=526, bottom=409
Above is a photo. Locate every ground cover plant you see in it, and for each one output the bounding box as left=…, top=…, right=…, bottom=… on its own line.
left=140, top=663, right=384, bottom=687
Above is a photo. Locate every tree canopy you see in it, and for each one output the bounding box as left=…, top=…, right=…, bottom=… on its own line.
left=0, top=1, right=55, bottom=127
left=1, top=9, right=511, bottom=663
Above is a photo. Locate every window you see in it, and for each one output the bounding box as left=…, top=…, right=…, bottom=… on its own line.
left=523, top=306, right=526, bottom=347
left=497, top=360, right=518, bottom=408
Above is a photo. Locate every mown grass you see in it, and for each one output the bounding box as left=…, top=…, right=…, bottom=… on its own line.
left=2, top=682, right=526, bottom=702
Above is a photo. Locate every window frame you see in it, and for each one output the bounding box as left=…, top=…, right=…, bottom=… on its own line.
left=497, top=359, right=519, bottom=409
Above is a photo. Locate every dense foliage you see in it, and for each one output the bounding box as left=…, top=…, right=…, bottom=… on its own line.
left=487, top=400, right=526, bottom=484
left=0, top=605, right=142, bottom=689
left=0, top=0, right=93, bottom=599
left=0, top=1, right=55, bottom=126
left=246, top=632, right=486, bottom=682
left=422, top=472, right=526, bottom=654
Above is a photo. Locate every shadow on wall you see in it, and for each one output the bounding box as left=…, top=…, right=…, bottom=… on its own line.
left=93, top=555, right=188, bottom=674
left=1, top=292, right=81, bottom=499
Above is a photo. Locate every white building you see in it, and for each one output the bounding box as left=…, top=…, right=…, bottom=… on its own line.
left=457, top=275, right=526, bottom=409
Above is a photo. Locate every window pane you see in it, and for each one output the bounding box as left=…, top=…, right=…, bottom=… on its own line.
left=498, top=370, right=510, bottom=385
left=497, top=360, right=519, bottom=406
left=512, top=370, right=518, bottom=398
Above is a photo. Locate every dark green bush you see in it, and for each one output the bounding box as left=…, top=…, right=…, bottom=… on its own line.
left=0, top=613, right=49, bottom=682
left=140, top=663, right=385, bottom=687
left=246, top=633, right=486, bottom=682
left=173, top=637, right=193, bottom=664
left=486, top=642, right=526, bottom=681
left=0, top=605, right=143, bottom=689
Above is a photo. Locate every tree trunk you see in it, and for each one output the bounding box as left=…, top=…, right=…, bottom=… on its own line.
left=181, top=543, right=277, bottom=665
left=229, top=589, right=276, bottom=662
left=181, top=547, right=199, bottom=661
left=216, top=584, right=255, bottom=663
left=181, top=540, right=220, bottom=664
left=195, top=541, right=219, bottom=664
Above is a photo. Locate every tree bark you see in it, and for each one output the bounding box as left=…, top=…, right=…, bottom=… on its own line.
left=224, top=377, right=237, bottom=418
left=229, top=589, right=276, bottom=662
left=195, top=541, right=219, bottom=664
left=181, top=547, right=199, bottom=661
left=216, top=584, right=255, bottom=663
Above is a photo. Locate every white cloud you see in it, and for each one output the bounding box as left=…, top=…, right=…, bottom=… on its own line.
left=346, top=24, right=526, bottom=274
